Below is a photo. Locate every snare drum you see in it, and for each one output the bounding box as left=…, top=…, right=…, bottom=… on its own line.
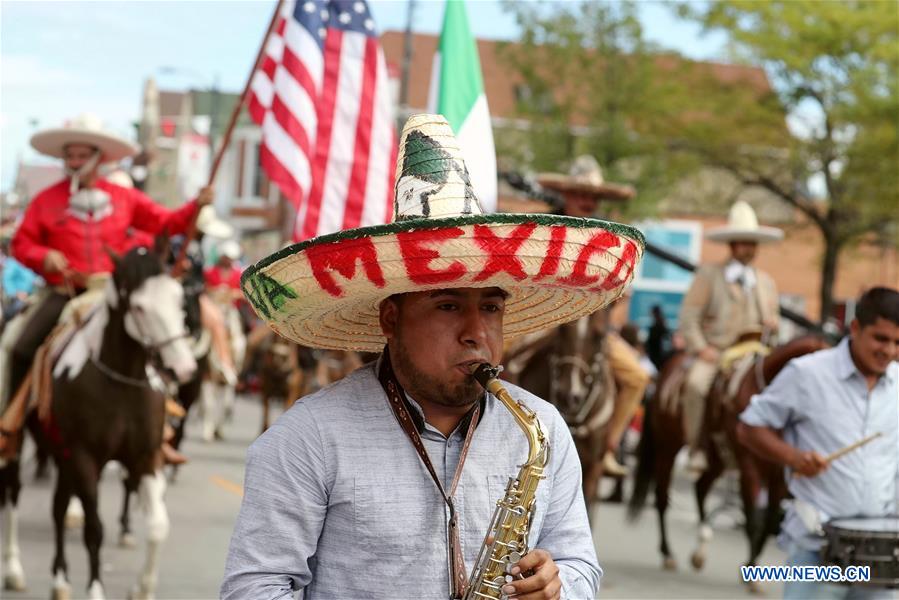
left=822, top=517, right=899, bottom=588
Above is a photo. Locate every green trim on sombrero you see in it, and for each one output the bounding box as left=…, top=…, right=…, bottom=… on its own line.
left=241, top=213, right=644, bottom=288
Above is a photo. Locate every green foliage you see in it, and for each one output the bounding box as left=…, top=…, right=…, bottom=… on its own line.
left=497, top=0, right=697, bottom=218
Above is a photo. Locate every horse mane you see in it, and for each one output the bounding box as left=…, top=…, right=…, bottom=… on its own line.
left=114, top=247, right=164, bottom=296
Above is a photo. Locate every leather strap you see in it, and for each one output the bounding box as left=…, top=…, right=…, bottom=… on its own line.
left=378, top=349, right=480, bottom=599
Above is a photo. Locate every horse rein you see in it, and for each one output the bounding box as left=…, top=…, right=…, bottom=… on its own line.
left=90, top=289, right=189, bottom=389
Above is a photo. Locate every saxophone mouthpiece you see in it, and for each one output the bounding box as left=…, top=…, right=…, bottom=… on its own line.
left=470, top=363, right=504, bottom=389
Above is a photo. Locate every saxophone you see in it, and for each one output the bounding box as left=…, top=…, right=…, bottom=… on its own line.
left=463, top=364, right=551, bottom=600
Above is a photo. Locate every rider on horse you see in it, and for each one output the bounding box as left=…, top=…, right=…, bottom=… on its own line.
left=678, top=200, right=782, bottom=475
left=5, top=114, right=213, bottom=457
left=538, top=155, right=651, bottom=477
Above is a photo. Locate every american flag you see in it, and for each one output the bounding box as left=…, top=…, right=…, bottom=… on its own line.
left=247, top=0, right=396, bottom=241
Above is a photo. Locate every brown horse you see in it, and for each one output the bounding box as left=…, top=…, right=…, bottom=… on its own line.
left=505, top=315, right=614, bottom=517
left=628, top=335, right=828, bottom=589
left=47, top=242, right=197, bottom=600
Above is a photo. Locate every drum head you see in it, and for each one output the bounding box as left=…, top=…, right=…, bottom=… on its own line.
left=828, top=517, right=899, bottom=532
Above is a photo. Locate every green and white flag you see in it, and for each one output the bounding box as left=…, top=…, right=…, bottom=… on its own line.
left=427, top=0, right=497, bottom=213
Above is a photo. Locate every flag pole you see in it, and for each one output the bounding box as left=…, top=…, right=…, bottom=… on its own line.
left=173, top=0, right=285, bottom=276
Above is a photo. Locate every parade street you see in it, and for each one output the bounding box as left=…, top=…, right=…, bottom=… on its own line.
left=9, top=394, right=785, bottom=600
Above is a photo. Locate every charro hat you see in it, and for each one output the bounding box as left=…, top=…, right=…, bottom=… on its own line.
left=537, top=155, right=635, bottom=201
left=30, top=114, right=138, bottom=163
left=706, top=200, right=783, bottom=244
left=241, top=114, right=645, bottom=351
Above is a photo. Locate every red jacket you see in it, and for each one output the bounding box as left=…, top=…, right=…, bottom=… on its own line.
left=11, top=179, right=198, bottom=286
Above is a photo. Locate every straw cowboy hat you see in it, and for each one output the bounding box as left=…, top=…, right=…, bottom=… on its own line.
left=537, top=155, right=635, bottom=201
left=706, top=200, right=783, bottom=244
left=241, top=114, right=645, bottom=352
left=30, top=114, right=138, bottom=163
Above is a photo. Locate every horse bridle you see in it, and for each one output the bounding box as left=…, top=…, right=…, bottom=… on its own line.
left=91, top=291, right=190, bottom=389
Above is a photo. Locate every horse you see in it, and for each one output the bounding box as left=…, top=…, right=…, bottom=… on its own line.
left=46, top=240, right=197, bottom=600
left=628, top=334, right=829, bottom=591
left=242, top=328, right=311, bottom=433
left=505, top=314, right=614, bottom=517
left=198, top=289, right=246, bottom=442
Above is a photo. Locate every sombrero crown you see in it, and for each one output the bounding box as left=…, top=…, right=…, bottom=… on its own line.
left=241, top=114, right=645, bottom=351
left=30, top=113, right=138, bottom=163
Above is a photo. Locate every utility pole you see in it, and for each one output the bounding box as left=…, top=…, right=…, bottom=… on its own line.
left=399, top=0, right=416, bottom=112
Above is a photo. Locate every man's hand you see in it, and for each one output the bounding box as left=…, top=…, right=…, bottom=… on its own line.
left=790, top=449, right=828, bottom=478
left=43, top=250, right=69, bottom=274
left=698, top=346, right=720, bottom=364
left=502, top=548, right=561, bottom=600
left=197, top=186, right=215, bottom=207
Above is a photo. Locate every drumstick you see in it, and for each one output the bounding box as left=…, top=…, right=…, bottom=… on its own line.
left=824, top=432, right=882, bottom=463
left=793, top=432, right=882, bottom=478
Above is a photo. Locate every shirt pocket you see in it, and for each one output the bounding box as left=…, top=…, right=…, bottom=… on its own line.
left=353, top=476, right=444, bottom=560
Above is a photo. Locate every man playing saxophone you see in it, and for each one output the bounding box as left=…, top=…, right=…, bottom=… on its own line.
left=222, top=115, right=644, bottom=599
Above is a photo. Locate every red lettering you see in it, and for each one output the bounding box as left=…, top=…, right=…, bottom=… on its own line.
left=592, top=239, right=638, bottom=292
left=305, top=236, right=385, bottom=297
left=472, top=222, right=536, bottom=282
left=557, top=230, right=620, bottom=286
left=397, top=228, right=467, bottom=284
left=534, top=226, right=567, bottom=281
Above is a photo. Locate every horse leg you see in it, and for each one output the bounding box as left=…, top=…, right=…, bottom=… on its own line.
left=119, top=477, right=138, bottom=548
left=69, top=452, right=105, bottom=599
left=654, top=441, right=679, bottom=571
left=200, top=380, right=217, bottom=443
left=690, top=447, right=724, bottom=571
left=1, top=461, right=26, bottom=591
left=261, top=394, right=271, bottom=434
left=130, top=470, right=170, bottom=600
left=65, top=496, right=85, bottom=529
left=51, top=467, right=73, bottom=600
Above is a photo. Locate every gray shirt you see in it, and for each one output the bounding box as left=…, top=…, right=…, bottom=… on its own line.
left=221, top=362, right=601, bottom=599
left=740, top=338, right=898, bottom=551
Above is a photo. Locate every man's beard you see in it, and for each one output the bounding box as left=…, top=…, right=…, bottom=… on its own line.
left=391, top=339, right=482, bottom=408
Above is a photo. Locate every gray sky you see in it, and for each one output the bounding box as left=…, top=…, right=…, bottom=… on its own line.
left=0, top=0, right=727, bottom=192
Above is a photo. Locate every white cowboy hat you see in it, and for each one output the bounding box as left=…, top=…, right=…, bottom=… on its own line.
left=537, top=155, right=635, bottom=201
left=706, top=200, right=784, bottom=244
left=219, top=239, right=242, bottom=261
left=30, top=114, right=138, bottom=163
left=196, top=206, right=234, bottom=239
left=241, top=114, right=645, bottom=352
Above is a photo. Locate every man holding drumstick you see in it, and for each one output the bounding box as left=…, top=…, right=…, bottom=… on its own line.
left=737, top=287, right=899, bottom=600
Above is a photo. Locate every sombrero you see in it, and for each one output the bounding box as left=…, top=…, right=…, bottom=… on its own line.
left=537, top=155, right=635, bottom=201
left=30, top=114, right=138, bottom=163
left=706, top=200, right=783, bottom=243
left=241, top=114, right=645, bottom=352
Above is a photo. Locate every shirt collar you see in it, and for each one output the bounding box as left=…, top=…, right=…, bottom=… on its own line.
left=402, top=391, right=486, bottom=438
left=835, top=337, right=858, bottom=381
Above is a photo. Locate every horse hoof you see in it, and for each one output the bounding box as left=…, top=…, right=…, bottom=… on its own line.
left=690, top=551, right=705, bottom=571
left=51, top=584, right=72, bottom=600
left=119, top=532, right=137, bottom=548
left=746, top=580, right=765, bottom=596
left=128, top=584, right=155, bottom=600
left=662, top=556, right=677, bottom=571
left=87, top=579, right=106, bottom=599
left=4, top=573, right=26, bottom=591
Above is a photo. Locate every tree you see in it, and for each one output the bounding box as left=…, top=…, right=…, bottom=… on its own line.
left=497, top=1, right=699, bottom=217
left=675, top=0, right=899, bottom=320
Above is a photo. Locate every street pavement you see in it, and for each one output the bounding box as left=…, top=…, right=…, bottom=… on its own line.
left=9, top=394, right=785, bottom=599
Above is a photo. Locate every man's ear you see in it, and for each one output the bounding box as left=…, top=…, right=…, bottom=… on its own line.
left=379, top=297, right=399, bottom=339
left=849, top=318, right=861, bottom=338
